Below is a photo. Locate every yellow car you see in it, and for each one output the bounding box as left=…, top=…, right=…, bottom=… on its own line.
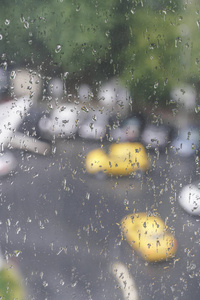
left=85, top=142, right=149, bottom=177
left=120, top=212, right=177, bottom=262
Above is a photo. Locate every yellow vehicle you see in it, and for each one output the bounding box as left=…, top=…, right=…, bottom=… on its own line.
left=85, top=142, right=149, bottom=177
left=120, top=212, right=177, bottom=262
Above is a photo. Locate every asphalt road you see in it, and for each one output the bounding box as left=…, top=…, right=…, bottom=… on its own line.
left=0, top=137, right=200, bottom=299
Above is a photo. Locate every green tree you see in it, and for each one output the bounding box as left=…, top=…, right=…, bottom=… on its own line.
left=120, top=7, right=181, bottom=106
left=0, top=0, right=197, bottom=106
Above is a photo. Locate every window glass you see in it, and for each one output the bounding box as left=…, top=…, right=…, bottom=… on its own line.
left=0, top=1, right=200, bottom=299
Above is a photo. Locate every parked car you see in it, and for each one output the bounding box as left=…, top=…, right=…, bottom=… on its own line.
left=141, top=123, right=174, bottom=150
left=85, top=142, right=150, bottom=177
left=38, top=104, right=82, bottom=139
left=109, top=115, right=144, bottom=142
left=0, top=94, right=51, bottom=177
left=170, top=127, right=200, bottom=156
left=120, top=212, right=178, bottom=262
left=78, top=110, right=110, bottom=140
left=0, top=96, right=51, bottom=156
left=178, top=181, right=200, bottom=215
left=98, top=79, right=131, bottom=119
left=0, top=151, right=18, bottom=177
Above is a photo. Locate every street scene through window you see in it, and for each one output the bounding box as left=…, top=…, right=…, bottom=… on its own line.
left=0, top=1, right=200, bottom=299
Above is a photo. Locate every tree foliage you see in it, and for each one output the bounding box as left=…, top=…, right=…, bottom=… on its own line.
left=0, top=0, right=199, bottom=105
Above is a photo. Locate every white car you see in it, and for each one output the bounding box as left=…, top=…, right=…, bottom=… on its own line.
left=78, top=110, right=109, bottom=140
left=171, top=127, right=199, bottom=156
left=110, top=116, right=143, bottom=142
left=39, top=104, right=82, bottom=139
left=0, top=151, right=18, bottom=177
left=141, top=124, right=172, bottom=150
left=178, top=181, right=200, bottom=215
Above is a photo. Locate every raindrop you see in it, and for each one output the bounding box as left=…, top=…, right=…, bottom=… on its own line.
left=195, top=105, right=200, bottom=113
left=43, top=281, right=48, bottom=287
left=92, top=115, right=97, bottom=122
left=71, top=281, right=78, bottom=287
left=16, top=227, right=21, bottom=234
left=149, top=43, right=156, bottom=50
left=0, top=35, right=3, bottom=41
left=89, top=123, right=94, bottom=130
left=20, top=15, right=25, bottom=23
left=55, top=44, right=62, bottom=53
left=2, top=61, right=7, bottom=70
left=14, top=250, right=22, bottom=257
left=60, top=279, right=65, bottom=286
left=63, top=72, right=69, bottom=79
left=5, top=19, right=10, bottom=26
left=10, top=71, right=16, bottom=79
left=52, top=146, right=56, bottom=154
left=24, top=21, right=29, bottom=29
left=105, top=30, right=110, bottom=37
left=123, top=198, right=129, bottom=206
left=81, top=106, right=89, bottom=113
left=86, top=192, right=90, bottom=200
left=154, top=82, right=159, bottom=89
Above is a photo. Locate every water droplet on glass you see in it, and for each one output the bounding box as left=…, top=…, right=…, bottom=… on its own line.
left=10, top=71, right=16, bottom=79
left=14, top=250, right=22, bottom=257
left=86, top=192, right=90, bottom=200
left=105, top=30, right=110, bottom=37
left=52, top=146, right=57, bottom=154
left=71, top=281, right=78, bottom=287
left=5, top=19, right=10, bottom=26
left=92, top=115, right=97, bottom=121
left=63, top=72, right=69, bottom=79
left=43, top=281, right=48, bottom=287
left=24, top=21, right=29, bottom=29
left=123, top=199, right=129, bottom=206
left=60, top=279, right=65, bottom=286
left=81, top=106, right=89, bottom=113
left=55, top=45, right=62, bottom=53
left=195, top=105, right=200, bottom=113
left=0, top=35, right=3, bottom=41
left=154, top=82, right=159, bottom=89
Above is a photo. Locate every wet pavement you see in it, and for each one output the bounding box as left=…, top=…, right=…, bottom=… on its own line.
left=0, top=137, right=200, bottom=299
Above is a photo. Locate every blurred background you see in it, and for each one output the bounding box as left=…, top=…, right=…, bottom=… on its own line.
left=0, top=0, right=200, bottom=299
left=0, top=0, right=199, bottom=110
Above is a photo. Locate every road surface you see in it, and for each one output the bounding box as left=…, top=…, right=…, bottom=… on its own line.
left=0, top=138, right=199, bottom=299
